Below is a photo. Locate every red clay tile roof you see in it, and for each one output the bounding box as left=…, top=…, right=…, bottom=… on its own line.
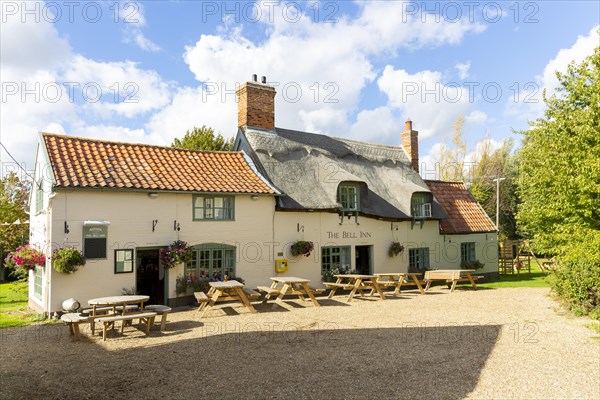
left=425, top=180, right=497, bottom=234
left=42, top=133, right=275, bottom=194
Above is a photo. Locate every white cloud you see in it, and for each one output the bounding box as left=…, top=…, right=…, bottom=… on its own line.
left=62, top=56, right=172, bottom=118
left=464, top=110, right=488, bottom=125
left=377, top=66, right=472, bottom=140
left=455, top=62, right=471, bottom=79
left=181, top=1, right=485, bottom=136
left=124, top=30, right=161, bottom=52
left=118, top=1, right=161, bottom=52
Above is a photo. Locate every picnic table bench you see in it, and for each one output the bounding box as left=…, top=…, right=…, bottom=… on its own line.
left=374, top=273, right=427, bottom=296
left=258, top=277, right=322, bottom=309
left=324, top=274, right=386, bottom=302
left=144, top=305, right=172, bottom=331
left=423, top=269, right=482, bottom=292
left=196, top=281, right=257, bottom=319
left=95, top=311, right=157, bottom=341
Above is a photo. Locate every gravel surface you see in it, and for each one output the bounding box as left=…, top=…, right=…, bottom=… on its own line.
left=1, top=287, right=598, bottom=400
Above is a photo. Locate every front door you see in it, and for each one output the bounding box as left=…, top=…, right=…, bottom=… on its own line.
left=136, top=249, right=164, bottom=305
left=355, top=245, right=372, bottom=275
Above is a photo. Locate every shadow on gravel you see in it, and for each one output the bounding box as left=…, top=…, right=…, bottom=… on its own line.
left=0, top=322, right=500, bottom=399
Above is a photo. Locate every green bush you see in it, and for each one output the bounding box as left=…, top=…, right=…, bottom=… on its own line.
left=53, top=247, right=86, bottom=274
left=551, top=232, right=600, bottom=320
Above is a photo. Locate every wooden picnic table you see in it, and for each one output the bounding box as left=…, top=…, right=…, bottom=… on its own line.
left=374, top=273, right=427, bottom=295
left=87, top=295, right=150, bottom=335
left=324, top=274, right=386, bottom=302
left=423, top=269, right=480, bottom=292
left=258, top=277, right=321, bottom=309
left=197, top=281, right=257, bottom=318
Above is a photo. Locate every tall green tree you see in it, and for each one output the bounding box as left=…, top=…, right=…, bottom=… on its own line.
left=0, top=173, right=30, bottom=280
left=517, top=45, right=600, bottom=317
left=435, top=115, right=467, bottom=181
left=171, top=125, right=234, bottom=151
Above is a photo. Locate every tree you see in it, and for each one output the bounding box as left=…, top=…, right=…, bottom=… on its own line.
left=435, top=115, right=467, bottom=181
left=0, top=172, right=30, bottom=280
left=469, top=138, right=519, bottom=240
left=171, top=126, right=234, bottom=151
left=517, top=45, right=600, bottom=317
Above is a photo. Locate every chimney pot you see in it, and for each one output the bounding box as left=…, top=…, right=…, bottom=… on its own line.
left=405, top=119, right=413, bottom=131
left=261, top=76, right=266, bottom=84
left=252, top=74, right=257, bottom=82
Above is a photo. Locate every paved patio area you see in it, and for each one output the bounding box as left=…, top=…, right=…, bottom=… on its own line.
left=1, top=287, right=598, bottom=399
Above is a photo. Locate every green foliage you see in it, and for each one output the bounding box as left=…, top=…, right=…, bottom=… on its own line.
left=517, top=44, right=600, bottom=317
left=469, top=139, right=520, bottom=240
left=435, top=115, right=467, bottom=181
left=290, top=241, right=314, bottom=257
left=460, top=260, right=485, bottom=270
left=388, top=242, right=404, bottom=257
left=0, top=173, right=30, bottom=281
left=53, top=247, right=86, bottom=274
left=171, top=125, right=234, bottom=151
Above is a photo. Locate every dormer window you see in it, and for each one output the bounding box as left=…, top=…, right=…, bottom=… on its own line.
left=411, top=192, right=433, bottom=219
left=338, top=182, right=360, bottom=211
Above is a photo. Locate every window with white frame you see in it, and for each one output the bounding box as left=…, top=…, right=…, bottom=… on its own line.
left=411, top=192, right=432, bottom=218
left=193, top=195, right=234, bottom=220
left=338, top=183, right=359, bottom=211
left=35, top=179, right=43, bottom=214
left=33, top=266, right=43, bottom=299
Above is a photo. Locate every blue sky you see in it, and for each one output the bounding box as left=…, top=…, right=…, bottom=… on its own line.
left=1, top=1, right=599, bottom=179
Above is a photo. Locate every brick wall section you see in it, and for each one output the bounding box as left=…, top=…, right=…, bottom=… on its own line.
left=401, top=120, right=419, bottom=173
left=236, top=82, right=277, bottom=131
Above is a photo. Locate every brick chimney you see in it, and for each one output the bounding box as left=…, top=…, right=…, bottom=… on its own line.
left=401, top=119, right=419, bottom=173
left=236, top=76, right=276, bottom=131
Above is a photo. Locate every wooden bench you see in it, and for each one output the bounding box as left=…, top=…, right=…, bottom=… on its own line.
left=323, top=282, right=355, bottom=290
left=144, top=305, right=172, bottom=331
left=256, top=286, right=281, bottom=297
left=243, top=288, right=261, bottom=300
left=95, top=312, right=157, bottom=341
left=61, top=313, right=90, bottom=341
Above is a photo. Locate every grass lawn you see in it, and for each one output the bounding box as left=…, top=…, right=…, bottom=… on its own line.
left=478, top=259, right=555, bottom=288
left=0, top=281, right=44, bottom=328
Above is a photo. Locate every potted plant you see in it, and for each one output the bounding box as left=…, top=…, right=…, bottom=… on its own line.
left=4, top=244, right=46, bottom=270
left=461, top=260, right=485, bottom=270
left=290, top=240, right=314, bottom=257
left=160, top=240, right=193, bottom=269
left=53, top=247, right=86, bottom=274
left=388, top=241, right=404, bottom=257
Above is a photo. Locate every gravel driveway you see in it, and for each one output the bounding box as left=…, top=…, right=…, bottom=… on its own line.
left=1, top=287, right=598, bottom=399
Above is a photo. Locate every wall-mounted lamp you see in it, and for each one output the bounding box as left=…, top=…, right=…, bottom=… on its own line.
left=64, top=221, right=70, bottom=234
left=251, top=195, right=259, bottom=201
left=148, top=192, right=159, bottom=199
left=174, top=220, right=180, bottom=232
left=152, top=220, right=158, bottom=232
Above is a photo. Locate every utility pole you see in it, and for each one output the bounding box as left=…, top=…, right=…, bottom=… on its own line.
left=492, top=177, right=506, bottom=231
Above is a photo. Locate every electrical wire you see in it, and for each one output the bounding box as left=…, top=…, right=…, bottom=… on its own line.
left=0, top=141, right=36, bottom=182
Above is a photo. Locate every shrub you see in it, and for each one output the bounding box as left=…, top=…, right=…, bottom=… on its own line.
left=53, top=247, right=85, bottom=274
left=290, top=241, right=314, bottom=257
left=461, top=260, right=485, bottom=270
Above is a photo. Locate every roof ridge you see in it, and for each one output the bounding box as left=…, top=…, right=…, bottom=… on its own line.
left=273, top=127, right=403, bottom=150
left=41, top=132, right=240, bottom=155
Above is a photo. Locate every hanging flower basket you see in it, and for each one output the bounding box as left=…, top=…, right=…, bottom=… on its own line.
left=4, top=244, right=46, bottom=270
left=53, top=247, right=86, bottom=274
left=388, top=241, right=404, bottom=257
left=160, top=240, right=193, bottom=269
left=290, top=241, right=314, bottom=257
